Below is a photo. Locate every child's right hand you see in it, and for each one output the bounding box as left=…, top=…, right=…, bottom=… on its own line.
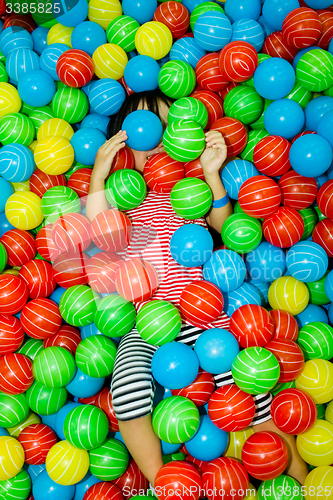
left=92, top=130, right=128, bottom=181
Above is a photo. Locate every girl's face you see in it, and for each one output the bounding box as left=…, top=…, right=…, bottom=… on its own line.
left=130, top=99, right=170, bottom=173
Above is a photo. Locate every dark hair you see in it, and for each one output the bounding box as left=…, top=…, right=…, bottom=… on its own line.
left=107, top=89, right=174, bottom=139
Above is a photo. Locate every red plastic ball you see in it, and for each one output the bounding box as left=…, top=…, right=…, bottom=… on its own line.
left=90, top=209, right=132, bottom=252
left=0, top=229, right=36, bottom=267
left=143, top=153, right=184, bottom=193
left=185, top=455, right=209, bottom=475
left=291, top=130, right=316, bottom=144
left=43, top=325, right=81, bottom=354
left=86, top=252, right=123, bottom=294
left=83, top=482, right=124, bottom=500
left=265, top=338, right=305, bottom=383
left=218, top=82, right=239, bottom=100
left=253, top=135, right=291, bottom=177
left=278, top=170, right=318, bottom=210
left=202, top=457, right=249, bottom=500
left=94, top=388, right=119, bottom=432
left=262, top=206, right=304, bottom=248
left=118, top=76, right=135, bottom=97
left=0, top=275, right=28, bottom=315
left=155, top=461, right=202, bottom=500
left=230, top=304, right=275, bottom=348
left=179, top=280, right=224, bottom=326
left=52, top=213, right=91, bottom=253
left=184, top=158, right=205, bottom=180
left=18, top=424, right=58, bottom=465
left=35, top=224, right=61, bottom=263
left=153, top=1, right=190, bottom=38
left=109, top=146, right=135, bottom=175
left=3, top=13, right=36, bottom=33
left=191, top=90, right=224, bottom=129
left=171, top=368, right=215, bottom=406
left=53, top=251, right=89, bottom=288
left=211, top=117, right=247, bottom=157
left=238, top=175, right=281, bottom=219
left=67, top=168, right=92, bottom=203
left=282, top=7, right=322, bottom=49
left=30, top=169, right=66, bottom=198
left=0, top=353, right=33, bottom=394
left=115, top=258, right=159, bottom=303
left=19, top=259, right=56, bottom=299
left=195, top=53, right=230, bottom=92
left=262, top=31, right=298, bottom=63
left=0, top=314, right=24, bottom=355
left=56, top=49, right=94, bottom=87
left=271, top=388, right=317, bottom=435
left=113, top=459, right=149, bottom=499
left=270, top=309, right=299, bottom=341
left=312, top=218, right=333, bottom=257
left=241, top=432, right=289, bottom=481
left=317, top=180, right=333, bottom=218
left=20, top=298, right=62, bottom=339
left=219, top=41, right=258, bottom=83
left=317, top=9, right=333, bottom=49
left=208, top=385, right=255, bottom=432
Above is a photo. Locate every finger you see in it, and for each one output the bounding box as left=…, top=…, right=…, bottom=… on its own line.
left=104, top=135, right=128, bottom=151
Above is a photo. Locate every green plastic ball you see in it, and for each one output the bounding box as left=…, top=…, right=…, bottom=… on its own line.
left=152, top=395, right=200, bottom=444
left=105, top=169, right=147, bottom=211
left=250, top=99, right=272, bottom=131
left=233, top=201, right=246, bottom=215
left=0, top=469, right=31, bottom=500
left=163, top=451, right=186, bottom=464
left=314, top=204, right=326, bottom=222
left=64, top=405, right=109, bottom=450
left=163, top=119, right=206, bottom=162
left=231, top=347, right=280, bottom=395
left=317, top=404, right=326, bottom=420
left=75, top=336, right=117, bottom=378
left=243, top=54, right=271, bottom=88
left=0, top=61, right=8, bottom=83
left=26, top=381, right=67, bottom=415
left=285, top=82, right=312, bottom=110
left=299, top=208, right=318, bottom=240
left=16, top=339, right=44, bottom=360
left=221, top=213, right=262, bottom=253
left=59, top=285, right=99, bottom=327
left=258, top=475, right=302, bottom=500
left=89, top=438, right=129, bottom=480
left=271, top=380, right=296, bottom=397
left=41, top=185, right=81, bottom=223
left=158, top=61, right=196, bottom=99
left=52, top=87, right=89, bottom=124
left=32, top=0, right=57, bottom=27
left=0, top=393, right=29, bottom=427
left=106, top=15, right=140, bottom=52
left=136, top=300, right=182, bottom=345
left=20, top=102, right=35, bottom=116
left=0, top=113, right=35, bottom=146
left=0, top=242, right=7, bottom=272
left=168, top=97, right=208, bottom=129
left=28, top=106, right=54, bottom=136
left=241, top=129, right=269, bottom=162
left=224, top=86, right=264, bottom=125
left=296, top=49, right=333, bottom=92
left=33, top=346, right=76, bottom=388
left=307, top=273, right=330, bottom=305
left=297, top=322, right=333, bottom=361
left=190, top=1, right=224, bottom=31
left=94, top=295, right=136, bottom=338
left=64, top=162, right=91, bottom=180
left=0, top=50, right=6, bottom=65
left=324, top=84, right=333, bottom=97
left=170, top=178, right=212, bottom=219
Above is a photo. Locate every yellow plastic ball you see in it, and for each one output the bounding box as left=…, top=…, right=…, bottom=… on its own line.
left=37, top=118, right=74, bottom=141
left=10, top=180, right=31, bottom=192
left=268, top=276, right=309, bottom=315
left=5, top=191, right=44, bottom=230
left=92, top=43, right=128, bottom=79
left=1, top=269, right=20, bottom=276
left=135, top=21, right=173, bottom=60
left=296, top=359, right=333, bottom=404
left=47, top=23, right=73, bottom=47
left=0, top=82, right=21, bottom=118
left=224, top=427, right=254, bottom=461
left=34, top=136, right=74, bottom=175
left=7, top=411, right=41, bottom=438
left=88, top=0, right=122, bottom=30
left=0, top=436, right=25, bottom=481
left=297, top=420, right=333, bottom=467
left=325, top=400, right=333, bottom=424
left=46, top=441, right=90, bottom=486
left=28, top=140, right=38, bottom=153
left=304, top=466, right=333, bottom=500
left=244, top=484, right=258, bottom=500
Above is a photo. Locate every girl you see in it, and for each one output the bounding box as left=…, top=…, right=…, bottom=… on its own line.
left=86, top=89, right=308, bottom=488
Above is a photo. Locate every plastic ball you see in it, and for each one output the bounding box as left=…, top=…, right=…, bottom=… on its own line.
left=271, top=388, right=317, bottom=435
left=75, top=336, right=116, bottom=378
left=290, top=134, right=333, bottom=178
left=231, top=18, right=265, bottom=53
left=95, top=294, right=136, bottom=338
left=190, top=2, right=224, bottom=32
left=278, top=170, right=318, bottom=210
left=105, top=169, right=147, bottom=210
left=163, top=119, right=205, bottom=163
left=39, top=43, right=68, bottom=81
left=185, top=414, right=229, bottom=462
left=219, top=41, right=258, bottom=83
left=238, top=175, right=281, bottom=219
left=0, top=143, right=34, bottom=183
left=221, top=159, right=258, bottom=200
left=0, top=353, right=33, bottom=395
left=258, top=475, right=302, bottom=500
left=135, top=21, right=172, bottom=60
left=224, top=85, right=264, bottom=125
left=304, top=466, right=333, bottom=500
left=0, top=82, right=21, bottom=118
left=265, top=338, right=305, bottom=382
left=30, top=171, right=67, bottom=200
left=194, top=11, right=232, bottom=51
left=0, top=274, right=28, bottom=315
left=203, top=249, right=246, bottom=293
left=0, top=469, right=31, bottom=500
left=317, top=180, right=333, bottom=219
left=0, top=436, right=25, bottom=481
left=264, top=98, right=305, bottom=140
left=5, top=190, right=43, bottom=230
left=33, top=469, right=75, bottom=500
left=221, top=213, right=262, bottom=254
left=269, top=276, right=309, bottom=315
left=230, top=304, right=274, bottom=348
left=194, top=328, right=239, bottom=374
left=0, top=392, right=29, bottom=427
left=136, top=300, right=181, bottom=345
left=159, top=60, right=196, bottom=100
left=106, top=15, right=139, bottom=53
left=297, top=322, right=333, bottom=361
left=253, top=57, right=295, bottom=101
left=18, top=259, right=55, bottom=299
left=208, top=385, right=255, bottom=432
left=154, top=461, right=202, bottom=500
left=154, top=2, right=189, bottom=38
left=115, top=258, right=158, bottom=302
left=17, top=339, right=44, bottom=362
left=71, top=22, right=105, bottom=57
left=195, top=52, right=229, bottom=93
left=202, top=457, right=249, bottom=500
left=59, top=284, right=98, bottom=327
left=56, top=49, right=94, bottom=88
left=18, top=423, right=57, bottom=465
left=20, top=298, right=62, bottom=339
left=171, top=368, right=215, bottom=407
left=46, top=440, right=89, bottom=486
left=286, top=241, right=328, bottom=283
left=191, top=89, right=224, bottom=129
left=223, top=282, right=262, bottom=317
left=282, top=7, right=322, bottom=50
left=296, top=359, right=333, bottom=404
left=180, top=280, right=224, bottom=326
left=44, top=325, right=81, bottom=354
left=91, top=209, right=132, bottom=253
left=33, top=346, right=75, bottom=389
left=34, top=136, right=74, bottom=175
left=297, top=49, right=333, bottom=93
left=0, top=177, right=14, bottom=213
left=225, top=0, right=261, bottom=23
left=121, top=109, right=163, bottom=152
left=297, top=420, right=333, bottom=467
left=41, top=186, right=80, bottom=223
left=262, top=0, right=302, bottom=31
left=0, top=228, right=36, bottom=267
left=88, top=0, right=122, bottom=30
left=0, top=314, right=24, bottom=355
left=89, top=438, right=129, bottom=481
left=263, top=206, right=304, bottom=248
left=83, top=482, right=124, bottom=500
left=170, top=178, right=212, bottom=219
left=123, top=55, right=159, bottom=93
left=66, top=368, right=105, bottom=399
left=313, top=218, right=333, bottom=257
left=63, top=405, right=108, bottom=451
left=169, top=37, right=206, bottom=69
left=52, top=212, right=91, bottom=253
left=170, top=224, right=213, bottom=268
left=52, top=87, right=89, bottom=124
left=17, top=70, right=56, bottom=108
left=144, top=152, right=185, bottom=193
left=246, top=242, right=286, bottom=284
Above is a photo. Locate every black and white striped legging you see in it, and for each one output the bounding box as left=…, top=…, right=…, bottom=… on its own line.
left=111, top=325, right=272, bottom=425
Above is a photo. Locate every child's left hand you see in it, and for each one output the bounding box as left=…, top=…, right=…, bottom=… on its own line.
left=200, top=130, right=227, bottom=175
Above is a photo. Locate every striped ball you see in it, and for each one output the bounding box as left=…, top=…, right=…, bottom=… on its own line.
left=75, top=336, right=117, bottom=377
left=268, top=276, right=309, bottom=315
left=88, top=0, right=122, bottom=30
left=53, top=250, right=88, bottom=288
left=304, top=466, right=333, bottom=500
left=0, top=275, right=28, bottom=315
left=19, top=259, right=56, bottom=299
left=37, top=118, right=74, bottom=141
left=34, top=136, right=74, bottom=175
left=155, top=462, right=202, bottom=500
left=241, top=129, right=269, bottom=162
left=318, top=179, right=333, bottom=219
left=208, top=385, right=255, bottom=432
left=152, top=395, right=200, bottom=444
left=52, top=87, right=88, bottom=124
left=195, top=52, right=229, bottom=92
left=296, top=359, right=333, bottom=404
left=18, top=423, right=57, bottom=465
left=297, top=49, right=333, bottom=92
left=0, top=392, right=29, bottom=428
left=47, top=24, right=73, bottom=47
left=17, top=339, right=44, bottom=361
left=52, top=213, right=91, bottom=252
left=43, top=325, right=81, bottom=355
left=29, top=107, right=55, bottom=135
left=135, top=21, right=172, bottom=61
left=159, top=60, right=196, bottom=100
left=0, top=436, right=25, bottom=481
left=0, top=144, right=34, bottom=183
left=41, top=186, right=80, bottom=223
left=92, top=43, right=128, bottom=80
left=202, top=457, right=249, bottom=500
left=223, top=282, right=262, bottom=318
left=231, top=346, right=280, bottom=394
left=313, top=218, right=333, bottom=257
left=105, top=169, right=147, bottom=211
left=154, top=1, right=190, bottom=38
left=91, top=209, right=132, bottom=253
left=219, top=41, right=258, bottom=83
left=95, top=294, right=136, bottom=338
left=263, top=206, right=304, bottom=248
left=168, top=97, right=208, bottom=129
left=30, top=170, right=67, bottom=199
left=190, top=2, right=223, bottom=32
left=144, top=153, right=184, bottom=193
left=56, top=49, right=94, bottom=88
left=297, top=322, right=333, bottom=361
left=282, top=8, right=322, bottom=49
left=224, top=86, right=264, bottom=125
left=36, top=224, right=61, bottom=262
left=59, top=285, right=98, bottom=327
left=0, top=82, right=21, bottom=118
left=170, top=37, right=206, bottom=69
left=253, top=135, right=291, bottom=177
left=5, top=191, right=43, bottom=231
left=0, top=228, right=36, bottom=266
left=0, top=469, right=31, bottom=499
left=46, top=440, right=89, bottom=485
left=64, top=405, right=108, bottom=450
left=317, top=9, right=333, bottom=49
left=222, top=213, right=262, bottom=254
left=211, top=117, right=247, bottom=157
left=94, top=388, right=118, bottom=432
left=0, top=113, right=34, bottom=146
left=270, top=309, right=299, bottom=341
left=85, top=483, right=123, bottom=500
left=21, top=298, right=62, bottom=339
left=33, top=346, right=76, bottom=388
left=191, top=90, right=223, bottom=129
left=89, top=79, right=126, bottom=117
left=163, top=119, right=206, bottom=163
left=115, top=258, right=159, bottom=303
left=193, top=12, right=232, bottom=51
left=297, top=420, right=333, bottom=467
left=40, top=43, right=68, bottom=80
left=286, top=241, right=328, bottom=283
left=0, top=315, right=24, bottom=355
left=136, top=300, right=181, bottom=346
left=171, top=368, right=215, bottom=407
left=271, top=388, right=317, bottom=435
left=265, top=339, right=305, bottom=383
left=242, top=432, right=288, bottom=481
left=170, top=178, right=212, bottom=219
left=106, top=15, right=139, bottom=52
left=202, top=248, right=246, bottom=293
left=26, top=380, right=67, bottom=415
left=179, top=280, right=223, bottom=326
left=86, top=252, right=123, bottom=293
left=68, top=167, right=92, bottom=201
left=0, top=353, right=33, bottom=395
left=262, top=31, right=298, bottom=64
left=238, top=175, right=281, bottom=219
left=278, top=170, right=318, bottom=210
left=230, top=304, right=274, bottom=349
left=89, top=438, right=129, bottom=480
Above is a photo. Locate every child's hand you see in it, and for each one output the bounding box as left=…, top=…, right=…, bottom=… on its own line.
left=200, top=130, right=227, bottom=176
left=92, top=130, right=128, bottom=180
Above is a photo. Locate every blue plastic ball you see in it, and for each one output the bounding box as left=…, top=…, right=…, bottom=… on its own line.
left=315, top=174, right=329, bottom=190
left=41, top=413, right=57, bottom=432
left=6, top=48, right=40, bottom=83
left=246, top=242, right=286, bottom=283
left=258, top=15, right=275, bottom=38
left=49, top=287, right=66, bottom=305
left=304, top=0, right=333, bottom=8
left=80, top=113, right=110, bottom=135
left=221, top=159, right=259, bottom=200
left=185, top=414, right=228, bottom=461
left=122, top=110, right=163, bottom=151
left=161, top=441, right=181, bottom=455
left=182, top=0, right=207, bottom=12
left=293, top=46, right=322, bottom=70
left=286, top=241, right=328, bottom=283
left=28, top=464, right=46, bottom=484
left=251, top=280, right=270, bottom=307
left=194, top=12, right=232, bottom=51
left=70, top=128, right=106, bottom=165
left=170, top=224, right=213, bottom=267
left=122, top=0, right=158, bottom=24
left=223, top=282, right=261, bottom=317
left=40, top=43, right=68, bottom=81
left=0, top=27, right=33, bottom=58
left=66, top=368, right=105, bottom=398
left=305, top=96, right=333, bottom=132
left=0, top=144, right=35, bottom=182
left=262, top=0, right=301, bottom=31
left=225, top=0, right=261, bottom=22
left=170, top=37, right=206, bottom=69
left=81, top=323, right=102, bottom=339
left=71, top=21, right=107, bottom=56
left=0, top=212, right=15, bottom=238
left=194, top=328, right=239, bottom=374
left=203, top=249, right=246, bottom=293
left=18, top=69, right=56, bottom=107
left=33, top=470, right=75, bottom=500
left=0, top=427, right=9, bottom=436
left=151, top=342, right=199, bottom=390
left=88, top=79, right=126, bottom=116
left=289, top=134, right=333, bottom=177
left=329, top=302, right=333, bottom=324
left=317, top=109, right=333, bottom=148
left=124, top=55, right=160, bottom=92
left=53, top=0, right=88, bottom=27
left=296, top=304, right=329, bottom=329
left=73, top=472, right=102, bottom=500
left=55, top=402, right=81, bottom=440
left=264, top=99, right=305, bottom=140
left=324, top=269, right=333, bottom=302
left=32, top=27, right=49, bottom=55
left=254, top=57, right=295, bottom=100
left=0, top=177, right=14, bottom=212
left=231, top=18, right=265, bottom=52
